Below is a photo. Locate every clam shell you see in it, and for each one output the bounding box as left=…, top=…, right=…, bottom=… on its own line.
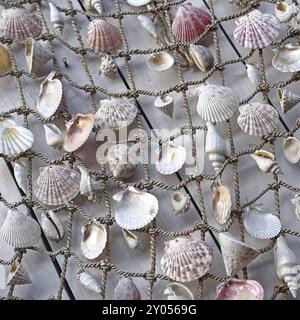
left=33, top=165, right=80, bottom=206
left=7, top=261, right=31, bottom=286
left=41, top=210, right=64, bottom=242
left=147, top=52, right=174, bottom=72
left=49, top=2, right=64, bottom=35
left=154, top=94, right=174, bottom=118
left=196, top=84, right=239, bottom=123
left=114, top=278, right=141, bottom=300
left=127, top=0, right=151, bottom=6
left=272, top=43, right=300, bottom=73
left=0, top=44, right=12, bottom=73
left=171, top=191, right=191, bottom=214
left=237, top=102, right=279, bottom=136
left=0, top=209, right=41, bottom=248
left=250, top=149, right=282, bottom=175
left=122, top=229, right=141, bottom=250
left=98, top=54, right=117, bottom=79
left=113, top=186, right=159, bottom=230
left=211, top=181, right=232, bottom=225
left=283, top=137, right=300, bottom=164
left=43, top=123, right=64, bottom=150
left=12, top=160, right=28, bottom=194
left=164, top=283, right=194, bottom=300
left=189, top=44, right=214, bottom=72
left=76, top=269, right=101, bottom=294
left=161, top=237, right=213, bottom=282
left=277, top=88, right=300, bottom=113
left=81, top=219, right=107, bottom=260
left=275, top=2, right=296, bottom=23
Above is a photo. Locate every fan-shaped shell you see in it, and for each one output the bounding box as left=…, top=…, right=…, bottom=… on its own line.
left=160, top=237, right=213, bottom=282
left=0, top=44, right=12, bottom=73
left=172, top=3, right=212, bottom=42
left=283, top=137, right=300, bottom=164
left=113, top=186, right=159, bottom=230
left=189, top=44, right=214, bottom=72
left=211, top=181, right=232, bottom=224
left=114, top=278, right=141, bottom=300
left=87, top=19, right=122, bottom=53
left=233, top=9, right=280, bottom=49
left=127, top=0, right=151, bottom=6
left=196, top=84, right=239, bottom=123
left=147, top=52, right=174, bottom=72
left=0, top=209, right=41, bottom=248
left=164, top=283, right=194, bottom=300
left=33, top=165, right=80, bottom=206
left=237, top=102, right=279, bottom=136
left=272, top=43, right=300, bottom=73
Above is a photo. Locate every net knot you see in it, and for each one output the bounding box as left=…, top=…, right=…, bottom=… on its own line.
left=83, top=84, right=96, bottom=94
left=144, top=273, right=156, bottom=282
left=64, top=9, right=77, bottom=17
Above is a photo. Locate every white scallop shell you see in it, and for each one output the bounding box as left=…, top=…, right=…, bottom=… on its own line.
left=43, top=123, right=64, bottom=150
left=211, top=181, right=232, bottom=225
left=272, top=43, right=300, bottom=73
left=114, top=278, right=141, bottom=300
left=250, top=149, right=282, bottom=175
left=76, top=269, right=101, bottom=294
left=41, top=210, right=64, bottom=242
left=127, top=0, right=151, bottom=6
left=49, top=2, right=64, bottom=35
left=122, top=229, right=141, bottom=250
left=283, top=137, right=300, bottom=164
left=147, top=52, right=174, bottom=72
left=164, top=283, right=194, bottom=300
left=171, top=191, right=191, bottom=214
left=7, top=260, right=31, bottom=286
left=113, top=186, right=159, bottom=230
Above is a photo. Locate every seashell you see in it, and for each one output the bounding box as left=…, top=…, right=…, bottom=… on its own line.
left=277, top=88, right=300, bottom=113
left=81, top=219, right=107, bottom=260
left=211, top=181, right=232, bottom=225
left=84, top=0, right=103, bottom=14
left=237, top=102, right=279, bottom=136
left=12, top=160, right=28, bottom=194
left=43, top=123, right=64, bottom=150
left=250, top=149, right=282, bottom=175
left=122, top=229, right=141, bottom=250
left=205, top=122, right=227, bottom=173
left=76, top=269, right=101, bottom=294
left=233, top=9, right=280, bottom=49
left=127, top=0, right=151, bottom=6
left=95, top=98, right=137, bottom=130
left=272, top=43, right=300, bottom=73
left=155, top=142, right=186, bottom=175
left=154, top=94, right=174, bottom=118
left=172, top=3, right=212, bottom=42
left=41, top=210, right=64, bottom=242
left=189, top=44, right=214, bottom=72
left=161, top=237, right=213, bottom=282
left=171, top=191, right=191, bottom=214
left=0, top=264, right=7, bottom=289
left=216, top=278, right=264, bottom=300
left=275, top=2, right=296, bottom=23
left=0, top=7, right=42, bottom=40
left=226, top=0, right=248, bottom=7
left=113, top=186, right=159, bottom=230
left=37, top=71, right=63, bottom=118
left=219, top=232, right=260, bottom=276
left=291, top=193, right=300, bottom=221
left=98, top=54, right=117, bottom=79
left=25, top=38, right=54, bottom=74
left=33, top=165, right=80, bottom=206
left=246, top=62, right=261, bottom=88
left=163, top=283, right=194, bottom=300
left=283, top=137, right=300, bottom=164
left=147, top=52, right=174, bottom=72
left=114, top=278, right=141, bottom=300
left=63, top=114, right=94, bottom=153
left=274, top=236, right=299, bottom=298
left=0, top=44, right=12, bottom=73
left=49, top=2, right=64, bottom=35
left=0, top=209, right=41, bottom=248
left=244, top=206, right=281, bottom=239
left=7, top=260, right=31, bottom=286
left=137, top=15, right=158, bottom=39
left=196, top=84, right=239, bottom=123
left=87, top=19, right=122, bottom=53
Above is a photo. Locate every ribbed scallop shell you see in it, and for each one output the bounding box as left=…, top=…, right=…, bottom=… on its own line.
left=0, top=209, right=41, bottom=248
left=0, top=7, right=42, bottom=40
left=272, top=43, right=300, bottom=73
left=127, top=0, right=151, bottom=6
left=113, top=186, right=159, bottom=230
left=0, top=44, right=12, bottom=73
left=237, top=102, right=279, bottom=136
left=114, top=278, right=141, bottom=300
left=160, top=237, right=213, bottom=282
left=233, top=9, right=280, bottom=49
left=211, top=181, right=232, bottom=225
left=87, top=19, right=122, bottom=53
left=196, top=84, right=239, bottom=123
left=33, top=165, right=80, bottom=206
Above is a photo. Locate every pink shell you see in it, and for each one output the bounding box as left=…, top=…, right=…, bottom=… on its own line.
left=216, top=278, right=264, bottom=300
left=171, top=2, right=211, bottom=42
left=87, top=19, right=122, bottom=53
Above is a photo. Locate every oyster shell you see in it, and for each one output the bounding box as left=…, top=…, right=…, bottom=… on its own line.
left=114, top=278, right=141, bottom=300
left=41, top=210, right=64, bottom=242
left=211, top=181, right=232, bottom=225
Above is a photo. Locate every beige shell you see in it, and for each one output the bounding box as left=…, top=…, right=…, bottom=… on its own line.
left=137, top=15, right=158, bottom=39
left=250, top=149, right=282, bottom=175
left=291, top=193, right=300, bottom=221
left=219, top=232, right=260, bottom=276
left=272, top=43, right=300, bottom=73
left=147, top=52, right=174, bottom=72
left=114, top=278, right=141, bottom=300
left=41, top=210, right=64, bottom=242
left=76, top=269, right=101, bottom=294
left=283, top=137, right=300, bottom=164
left=189, top=44, right=214, bottom=72
left=275, top=2, right=296, bottom=22
left=154, top=95, right=174, bottom=118
left=0, top=209, right=41, bottom=248
left=49, top=2, right=64, bottom=35
left=7, top=260, right=31, bottom=286
left=0, top=44, right=12, bottom=73
left=246, top=62, right=260, bottom=88
left=164, top=283, right=194, bottom=300
left=277, top=88, right=300, bottom=113
left=43, top=123, right=64, bottom=150
left=171, top=191, right=191, bottom=214
left=12, top=160, right=28, bottom=194
left=84, top=0, right=103, bottom=14
left=211, top=181, right=232, bottom=225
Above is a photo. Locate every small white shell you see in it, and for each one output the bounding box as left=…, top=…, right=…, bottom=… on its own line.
left=246, top=62, right=260, bottom=88
left=272, top=43, right=300, bottom=73
left=12, top=160, right=28, bottom=194
left=164, top=283, right=194, bottom=300
left=250, top=149, right=282, bottom=175
left=291, top=193, right=300, bottom=221
left=7, top=260, right=31, bottom=286
left=189, top=44, right=214, bottom=72
left=98, top=54, right=117, bottom=79
left=211, top=181, right=232, bottom=225
left=84, top=0, right=103, bottom=14
left=147, top=52, right=174, bottom=72
left=41, top=210, right=64, bottom=242
left=283, top=137, right=300, bottom=164
left=275, top=2, right=296, bottom=23
left=154, top=95, right=174, bottom=118
left=43, top=123, right=64, bottom=150
left=127, top=0, right=152, bottom=6
left=122, top=229, right=141, bottom=250
left=49, top=2, right=64, bottom=35
left=277, top=88, right=300, bottom=113
left=137, top=15, right=158, bottom=39
left=114, top=278, right=141, bottom=300
left=171, top=191, right=191, bottom=214
left=76, top=269, right=101, bottom=294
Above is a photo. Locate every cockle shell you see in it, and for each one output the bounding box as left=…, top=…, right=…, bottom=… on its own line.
left=291, top=193, right=300, bottom=221
left=49, top=2, right=64, bottom=35
left=283, top=137, right=300, bottom=164
left=277, top=88, right=300, bottom=113
left=171, top=191, right=191, bottom=214
left=81, top=219, right=107, bottom=260
left=189, top=44, right=214, bottom=72
left=172, top=3, right=212, bottom=42
left=250, top=150, right=282, bottom=175
left=0, top=7, right=42, bottom=40
left=275, top=2, right=296, bottom=23
left=147, top=52, right=174, bottom=72
left=33, top=165, right=80, bottom=206
left=84, top=0, right=103, bottom=14
left=122, top=229, right=141, bottom=250
left=211, top=181, right=232, bottom=225
left=0, top=209, right=41, bottom=248
left=216, top=278, right=264, bottom=300
left=7, top=261, right=31, bottom=286
left=164, top=283, right=194, bottom=300
left=196, top=84, right=239, bottom=123
left=127, top=0, right=151, bottom=6
left=219, top=232, right=260, bottom=276
left=272, top=43, right=300, bottom=73
left=161, top=237, right=213, bottom=282
left=114, top=278, right=141, bottom=300
left=113, top=186, right=159, bottom=230
left=0, top=44, right=12, bottom=73
left=76, top=269, right=101, bottom=294
left=37, top=71, right=63, bottom=118
left=233, top=9, right=280, bottom=49
left=12, top=160, right=28, bottom=194
left=154, top=94, right=174, bottom=118
left=41, top=210, right=64, bottom=242
left=98, top=54, right=117, bottom=79
left=43, top=123, right=64, bottom=150
left=137, top=15, right=158, bottom=39
left=237, top=102, right=279, bottom=136
left=155, top=142, right=186, bottom=175
left=246, top=62, right=261, bottom=88
left=87, top=19, right=122, bottom=53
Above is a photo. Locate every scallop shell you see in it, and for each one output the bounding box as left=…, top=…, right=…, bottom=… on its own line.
left=98, top=54, right=117, bottom=79
left=161, top=237, right=213, bottom=282
left=291, top=193, right=300, bottom=221
left=277, top=88, right=300, bottom=113
left=237, top=102, right=279, bottom=136
left=33, top=165, right=80, bottom=206
left=137, top=15, right=158, bottom=39
left=250, top=149, right=282, bottom=175
left=127, top=0, right=151, bottom=6
left=164, top=283, right=194, bottom=300
left=95, top=98, right=137, bottom=130
left=43, top=123, right=64, bottom=150
left=41, top=210, right=64, bottom=242
left=0, top=209, right=41, bottom=248
left=196, top=84, right=239, bottom=123
left=246, top=62, right=260, bottom=88
left=87, top=19, right=122, bottom=53
left=122, top=229, right=141, bottom=250
left=171, top=191, right=191, bottom=214
left=189, top=44, right=214, bottom=72
left=275, top=2, right=296, bottom=23
left=216, top=278, right=264, bottom=300
left=154, top=94, right=174, bottom=118
left=0, top=44, right=12, bottom=73
left=233, top=9, right=280, bottom=49
left=147, top=52, right=174, bottom=72
left=172, top=3, right=212, bottom=42
left=272, top=43, right=300, bottom=73
left=114, top=278, right=141, bottom=300
left=37, top=71, right=63, bottom=118
left=84, top=0, right=103, bottom=14
left=113, top=186, right=159, bottom=230
left=283, top=137, right=300, bottom=164
left=12, top=160, right=28, bottom=194
left=76, top=269, right=101, bottom=294
left=211, top=181, right=232, bottom=225
left=49, top=2, right=64, bottom=35
left=0, top=7, right=42, bottom=40
left=7, top=260, right=31, bottom=286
